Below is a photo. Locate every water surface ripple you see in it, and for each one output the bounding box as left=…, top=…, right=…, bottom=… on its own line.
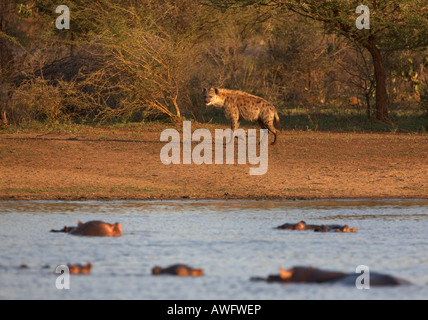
left=1, top=199, right=427, bottom=299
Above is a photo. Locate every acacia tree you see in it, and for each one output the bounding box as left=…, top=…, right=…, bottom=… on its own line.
left=207, top=0, right=428, bottom=122
left=0, top=0, right=36, bottom=121
left=4, top=0, right=211, bottom=123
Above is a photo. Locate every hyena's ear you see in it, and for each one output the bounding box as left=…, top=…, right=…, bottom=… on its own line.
left=202, top=87, right=207, bottom=93
left=214, top=88, right=219, bottom=95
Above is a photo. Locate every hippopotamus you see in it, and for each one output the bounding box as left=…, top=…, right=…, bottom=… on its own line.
left=50, top=220, right=123, bottom=237
left=251, top=266, right=411, bottom=286
left=276, top=221, right=357, bottom=232
left=152, top=264, right=204, bottom=277
left=68, top=263, right=92, bottom=275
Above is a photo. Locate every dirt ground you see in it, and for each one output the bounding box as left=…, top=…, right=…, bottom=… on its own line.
left=1, top=124, right=427, bottom=200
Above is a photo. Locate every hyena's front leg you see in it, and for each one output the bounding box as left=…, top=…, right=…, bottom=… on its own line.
left=230, top=118, right=247, bottom=144
left=231, top=117, right=240, bottom=134
left=227, top=118, right=239, bottom=144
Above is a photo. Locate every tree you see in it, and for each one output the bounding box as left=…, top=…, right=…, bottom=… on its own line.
left=206, top=0, right=428, bottom=122
left=337, top=46, right=375, bottom=119
left=0, top=0, right=36, bottom=120
left=6, top=0, right=212, bottom=123
left=0, top=1, right=33, bottom=80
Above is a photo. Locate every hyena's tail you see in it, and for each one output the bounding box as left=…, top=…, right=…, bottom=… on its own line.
left=274, top=111, right=281, bottom=131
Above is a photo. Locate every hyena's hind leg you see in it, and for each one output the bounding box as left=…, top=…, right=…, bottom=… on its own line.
left=265, top=121, right=280, bottom=145
left=256, top=119, right=269, bottom=145
left=259, top=109, right=280, bottom=145
left=257, top=119, right=267, bottom=130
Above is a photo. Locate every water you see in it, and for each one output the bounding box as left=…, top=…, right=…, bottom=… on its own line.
left=0, top=199, right=428, bottom=300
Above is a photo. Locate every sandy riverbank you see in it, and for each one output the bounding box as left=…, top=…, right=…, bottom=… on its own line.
left=1, top=124, right=427, bottom=200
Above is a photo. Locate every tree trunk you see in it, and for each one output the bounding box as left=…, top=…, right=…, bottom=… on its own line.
left=363, top=35, right=389, bottom=122
left=171, top=95, right=182, bottom=122
left=0, top=1, right=7, bottom=76
left=365, top=91, right=371, bottom=119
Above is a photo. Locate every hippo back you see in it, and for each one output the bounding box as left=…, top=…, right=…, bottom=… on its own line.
left=289, top=267, right=347, bottom=283
left=69, top=221, right=122, bottom=237
left=339, top=272, right=412, bottom=286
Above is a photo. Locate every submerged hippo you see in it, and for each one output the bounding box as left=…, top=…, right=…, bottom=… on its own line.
left=152, top=264, right=204, bottom=277
left=51, top=220, right=123, bottom=237
left=68, top=263, right=92, bottom=275
left=276, top=221, right=357, bottom=233
left=251, top=266, right=411, bottom=286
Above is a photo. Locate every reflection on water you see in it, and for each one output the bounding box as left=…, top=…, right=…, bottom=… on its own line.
left=0, top=199, right=428, bottom=300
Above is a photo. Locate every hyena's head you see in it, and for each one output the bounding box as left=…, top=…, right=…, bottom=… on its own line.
left=203, top=87, right=221, bottom=107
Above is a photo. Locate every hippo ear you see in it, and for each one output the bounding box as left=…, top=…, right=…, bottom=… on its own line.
left=77, top=221, right=82, bottom=225
left=113, top=223, right=123, bottom=236
left=214, top=88, right=219, bottom=95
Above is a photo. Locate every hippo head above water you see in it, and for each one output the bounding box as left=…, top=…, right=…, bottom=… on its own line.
left=68, top=263, right=92, bottom=275
left=51, top=220, right=123, bottom=237
left=276, top=221, right=357, bottom=233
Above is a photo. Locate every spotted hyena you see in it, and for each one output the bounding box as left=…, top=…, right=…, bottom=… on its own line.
left=203, top=88, right=281, bottom=145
